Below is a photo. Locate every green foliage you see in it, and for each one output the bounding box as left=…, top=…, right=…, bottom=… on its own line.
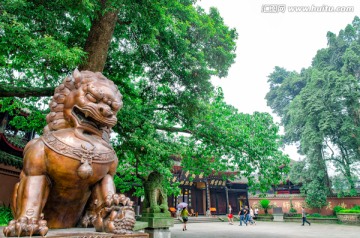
left=257, top=214, right=273, bottom=217
left=0, top=0, right=289, bottom=198
left=0, top=206, right=13, bottom=225
left=289, top=207, right=297, bottom=213
left=0, top=97, right=47, bottom=134
left=331, top=174, right=359, bottom=198
left=308, top=213, right=321, bottom=217
left=259, top=199, right=271, bottom=208
left=333, top=205, right=345, bottom=215
left=289, top=198, right=297, bottom=213
left=266, top=16, right=360, bottom=203
left=351, top=205, right=360, bottom=210
left=259, top=199, right=275, bottom=214
left=304, top=180, right=328, bottom=210
left=337, top=209, right=360, bottom=214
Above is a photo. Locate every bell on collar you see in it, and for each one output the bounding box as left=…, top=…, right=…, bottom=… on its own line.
left=77, top=160, right=93, bottom=179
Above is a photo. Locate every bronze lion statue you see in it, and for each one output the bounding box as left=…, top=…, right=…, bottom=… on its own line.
left=3, top=70, right=135, bottom=237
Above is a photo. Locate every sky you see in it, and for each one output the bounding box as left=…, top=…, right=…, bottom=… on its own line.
left=197, top=0, right=360, bottom=161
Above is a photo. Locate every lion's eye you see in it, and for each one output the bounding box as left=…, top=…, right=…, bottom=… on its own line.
left=86, top=93, right=97, bottom=103
left=112, top=101, right=121, bottom=111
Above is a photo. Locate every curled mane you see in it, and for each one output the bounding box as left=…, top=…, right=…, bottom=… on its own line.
left=45, top=70, right=120, bottom=132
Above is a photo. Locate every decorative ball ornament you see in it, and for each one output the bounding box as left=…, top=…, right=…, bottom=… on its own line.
left=77, top=160, right=93, bottom=179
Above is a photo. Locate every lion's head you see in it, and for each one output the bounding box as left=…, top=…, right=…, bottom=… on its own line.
left=45, top=70, right=122, bottom=140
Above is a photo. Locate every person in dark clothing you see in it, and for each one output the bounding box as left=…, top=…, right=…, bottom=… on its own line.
left=301, top=207, right=311, bottom=226
left=238, top=206, right=247, bottom=226
left=244, top=206, right=250, bottom=224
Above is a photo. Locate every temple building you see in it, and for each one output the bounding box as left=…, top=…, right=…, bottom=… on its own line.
left=168, top=163, right=249, bottom=216
left=0, top=110, right=35, bottom=205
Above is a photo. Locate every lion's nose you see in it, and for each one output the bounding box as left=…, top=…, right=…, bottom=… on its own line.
left=99, top=106, right=113, bottom=118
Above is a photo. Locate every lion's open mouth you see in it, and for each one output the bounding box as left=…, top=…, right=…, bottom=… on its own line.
left=72, top=107, right=106, bottom=132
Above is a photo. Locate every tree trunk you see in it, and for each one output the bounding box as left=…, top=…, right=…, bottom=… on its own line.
left=0, top=0, right=119, bottom=98
left=79, top=0, right=119, bottom=72
left=317, top=144, right=331, bottom=194
left=344, top=162, right=355, bottom=190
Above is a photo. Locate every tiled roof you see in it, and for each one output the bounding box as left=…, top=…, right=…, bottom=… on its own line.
left=0, top=150, right=23, bottom=169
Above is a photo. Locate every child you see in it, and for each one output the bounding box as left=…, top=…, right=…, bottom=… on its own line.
left=227, top=204, right=234, bottom=224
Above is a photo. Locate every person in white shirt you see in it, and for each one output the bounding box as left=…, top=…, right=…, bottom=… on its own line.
left=254, top=207, right=259, bottom=220
left=249, top=206, right=256, bottom=225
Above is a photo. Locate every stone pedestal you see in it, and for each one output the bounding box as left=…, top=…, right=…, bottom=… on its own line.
left=273, top=207, right=284, bottom=222
left=21, top=227, right=149, bottom=238
left=144, top=228, right=171, bottom=238
left=139, top=212, right=174, bottom=238
left=139, top=212, right=174, bottom=229
left=50, top=232, right=149, bottom=238
left=273, top=214, right=284, bottom=221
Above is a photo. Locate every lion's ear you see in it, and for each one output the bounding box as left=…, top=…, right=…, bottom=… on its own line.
left=73, top=69, right=83, bottom=88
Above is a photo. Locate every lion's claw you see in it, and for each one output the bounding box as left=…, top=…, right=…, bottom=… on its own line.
left=3, top=217, right=48, bottom=237
left=90, top=193, right=136, bottom=234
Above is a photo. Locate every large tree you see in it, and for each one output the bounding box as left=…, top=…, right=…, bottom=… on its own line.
left=1, top=0, right=289, bottom=196
left=266, top=17, right=360, bottom=198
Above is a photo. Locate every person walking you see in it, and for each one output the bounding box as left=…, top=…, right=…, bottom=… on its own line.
left=248, top=206, right=256, bottom=225
left=176, top=203, right=181, bottom=220
left=238, top=206, right=247, bottom=226
left=301, top=206, right=311, bottom=226
left=244, top=206, right=250, bottom=225
left=227, top=204, right=234, bottom=225
left=254, top=207, right=259, bottom=220
left=181, top=207, right=189, bottom=231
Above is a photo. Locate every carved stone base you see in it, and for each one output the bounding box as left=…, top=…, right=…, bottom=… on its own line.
left=139, top=213, right=174, bottom=229
left=49, top=233, right=149, bottom=238
left=22, top=228, right=149, bottom=238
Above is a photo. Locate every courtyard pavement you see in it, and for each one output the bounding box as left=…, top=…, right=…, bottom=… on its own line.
left=1, top=221, right=359, bottom=237
left=169, top=221, right=360, bottom=238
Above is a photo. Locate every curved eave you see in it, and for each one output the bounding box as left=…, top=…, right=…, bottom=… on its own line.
left=0, top=150, right=23, bottom=169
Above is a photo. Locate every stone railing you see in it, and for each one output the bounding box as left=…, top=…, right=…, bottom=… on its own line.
left=337, top=213, right=360, bottom=225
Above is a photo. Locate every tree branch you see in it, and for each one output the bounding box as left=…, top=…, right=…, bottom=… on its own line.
left=155, top=125, right=192, bottom=134
left=0, top=85, right=54, bottom=98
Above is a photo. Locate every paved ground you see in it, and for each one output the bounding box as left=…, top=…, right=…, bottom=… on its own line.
left=1, top=221, right=359, bottom=237
left=169, top=221, right=360, bottom=238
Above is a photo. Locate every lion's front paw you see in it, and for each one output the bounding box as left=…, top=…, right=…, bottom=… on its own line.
left=95, top=206, right=136, bottom=234
left=92, top=193, right=136, bottom=234
left=3, top=216, right=48, bottom=237
left=3, top=220, right=16, bottom=237
left=111, top=207, right=136, bottom=234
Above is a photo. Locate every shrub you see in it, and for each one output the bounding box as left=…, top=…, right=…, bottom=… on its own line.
left=337, top=209, right=360, bottom=214
left=289, top=207, right=297, bottom=213
left=289, top=198, right=297, bottom=213
left=0, top=206, right=13, bottom=225
left=351, top=205, right=360, bottom=210
left=308, top=213, right=321, bottom=217
left=259, top=199, right=272, bottom=214
left=333, top=205, right=344, bottom=215
left=284, top=213, right=301, bottom=217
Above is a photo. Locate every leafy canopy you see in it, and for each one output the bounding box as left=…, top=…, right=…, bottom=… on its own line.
left=266, top=16, right=360, bottom=202
left=0, top=0, right=289, bottom=196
